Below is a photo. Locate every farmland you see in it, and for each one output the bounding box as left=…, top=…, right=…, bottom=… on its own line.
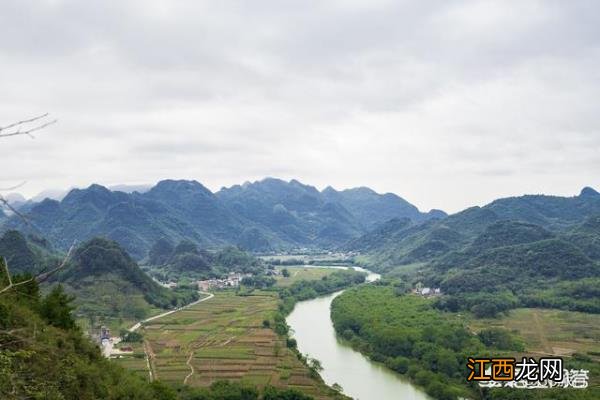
left=114, top=291, right=343, bottom=399
left=469, top=307, right=600, bottom=360
left=274, top=266, right=342, bottom=287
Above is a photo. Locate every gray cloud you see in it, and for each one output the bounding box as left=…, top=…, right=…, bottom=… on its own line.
left=1, top=0, right=599, bottom=213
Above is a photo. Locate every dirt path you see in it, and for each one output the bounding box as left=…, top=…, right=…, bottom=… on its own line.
left=183, top=351, right=194, bottom=384
left=144, top=340, right=156, bottom=381
left=532, top=309, right=552, bottom=354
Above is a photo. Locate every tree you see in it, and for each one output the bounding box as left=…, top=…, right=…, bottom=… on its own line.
left=282, top=268, right=290, bottom=278
left=40, top=284, right=76, bottom=330
left=307, top=357, right=323, bottom=378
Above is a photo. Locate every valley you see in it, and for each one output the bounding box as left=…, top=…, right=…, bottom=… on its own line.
left=1, top=182, right=600, bottom=400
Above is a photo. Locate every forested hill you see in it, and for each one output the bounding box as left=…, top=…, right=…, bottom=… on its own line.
left=54, top=238, right=198, bottom=319
left=1, top=178, right=439, bottom=258
left=349, top=186, right=600, bottom=313
left=0, top=230, right=57, bottom=275
left=349, top=186, right=600, bottom=266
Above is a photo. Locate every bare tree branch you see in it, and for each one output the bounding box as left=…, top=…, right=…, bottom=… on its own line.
left=0, top=113, right=57, bottom=139
left=0, top=181, right=26, bottom=191
left=0, top=113, right=65, bottom=296
left=0, top=243, right=75, bottom=295
left=0, top=194, right=34, bottom=228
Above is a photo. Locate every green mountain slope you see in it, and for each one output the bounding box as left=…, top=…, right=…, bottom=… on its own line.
left=0, top=230, right=56, bottom=274
left=321, top=186, right=445, bottom=229
left=57, top=238, right=197, bottom=319
left=349, top=187, right=600, bottom=314
left=3, top=178, right=436, bottom=258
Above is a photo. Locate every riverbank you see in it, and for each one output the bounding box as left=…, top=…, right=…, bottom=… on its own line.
left=286, top=269, right=431, bottom=400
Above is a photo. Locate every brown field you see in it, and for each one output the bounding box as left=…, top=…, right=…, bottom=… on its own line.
left=114, top=291, right=341, bottom=399
left=469, top=308, right=600, bottom=360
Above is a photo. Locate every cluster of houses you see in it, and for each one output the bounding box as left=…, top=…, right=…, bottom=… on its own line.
left=95, top=326, right=134, bottom=358
left=197, top=272, right=252, bottom=291
left=412, top=283, right=442, bottom=297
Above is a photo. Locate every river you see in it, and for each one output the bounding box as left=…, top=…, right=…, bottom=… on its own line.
left=286, top=267, right=430, bottom=400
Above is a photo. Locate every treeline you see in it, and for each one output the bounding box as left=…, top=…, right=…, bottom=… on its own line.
left=432, top=278, right=600, bottom=318
left=518, top=277, right=600, bottom=313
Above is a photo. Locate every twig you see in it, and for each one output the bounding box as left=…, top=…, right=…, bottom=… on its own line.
left=0, top=194, right=33, bottom=228
left=0, top=113, right=57, bottom=139
left=0, top=243, right=75, bottom=295
left=0, top=181, right=26, bottom=191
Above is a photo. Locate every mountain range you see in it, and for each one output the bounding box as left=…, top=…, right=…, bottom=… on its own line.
left=347, top=186, right=600, bottom=313
left=0, top=178, right=443, bottom=259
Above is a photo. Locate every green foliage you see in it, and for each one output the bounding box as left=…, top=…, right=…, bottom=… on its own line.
left=518, top=277, right=600, bottom=313
left=0, top=230, right=59, bottom=275
left=148, top=238, right=175, bottom=265
left=57, top=238, right=198, bottom=319
left=242, top=275, right=276, bottom=289
left=434, top=292, right=519, bottom=318
left=331, top=285, right=484, bottom=398
left=477, top=328, right=524, bottom=351
left=0, top=278, right=176, bottom=399
left=277, top=269, right=367, bottom=315
left=120, top=329, right=143, bottom=343
left=147, top=241, right=265, bottom=281
left=40, top=284, right=77, bottom=330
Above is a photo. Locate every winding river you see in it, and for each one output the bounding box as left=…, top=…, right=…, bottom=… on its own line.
left=286, top=267, right=430, bottom=400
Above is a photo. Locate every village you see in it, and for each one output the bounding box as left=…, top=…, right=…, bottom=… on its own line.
left=196, top=272, right=253, bottom=291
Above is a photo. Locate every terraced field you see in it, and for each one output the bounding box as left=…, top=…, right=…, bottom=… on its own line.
left=115, top=291, right=341, bottom=399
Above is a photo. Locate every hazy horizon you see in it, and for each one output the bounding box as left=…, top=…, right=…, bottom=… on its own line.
left=1, top=1, right=599, bottom=213
left=6, top=176, right=597, bottom=215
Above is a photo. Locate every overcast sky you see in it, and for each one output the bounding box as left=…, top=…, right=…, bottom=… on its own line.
left=1, top=0, right=599, bottom=213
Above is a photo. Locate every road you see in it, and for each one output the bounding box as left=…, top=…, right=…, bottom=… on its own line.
left=128, top=291, right=214, bottom=332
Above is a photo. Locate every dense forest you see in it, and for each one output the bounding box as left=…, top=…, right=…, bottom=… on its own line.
left=330, top=284, right=600, bottom=400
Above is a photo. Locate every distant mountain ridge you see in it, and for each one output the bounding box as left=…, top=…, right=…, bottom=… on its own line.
left=347, top=186, right=600, bottom=311
left=1, top=177, right=439, bottom=259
